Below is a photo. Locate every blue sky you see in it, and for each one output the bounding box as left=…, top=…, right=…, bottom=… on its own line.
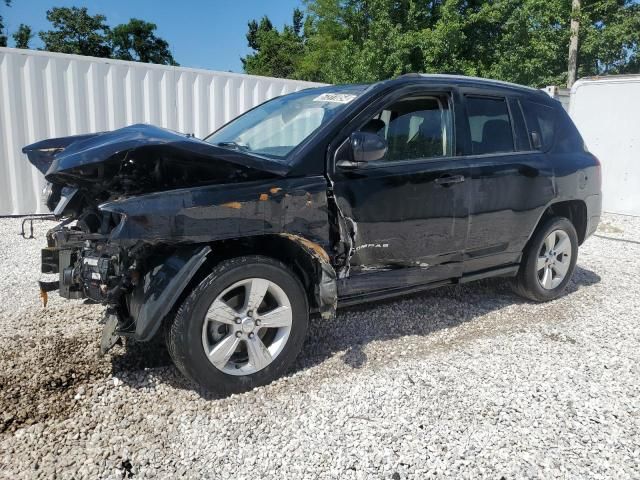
left=2, top=0, right=304, bottom=72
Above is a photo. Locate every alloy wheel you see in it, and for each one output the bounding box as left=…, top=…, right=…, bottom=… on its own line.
left=537, top=229, right=572, bottom=290
left=201, top=278, right=293, bottom=375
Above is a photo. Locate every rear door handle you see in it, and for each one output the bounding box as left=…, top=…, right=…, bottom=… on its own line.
left=434, top=174, right=465, bottom=186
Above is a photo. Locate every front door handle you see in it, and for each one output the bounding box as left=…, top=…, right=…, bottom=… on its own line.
left=434, top=174, right=465, bottom=186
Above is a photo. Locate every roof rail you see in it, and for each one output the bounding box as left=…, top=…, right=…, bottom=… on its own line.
left=392, top=72, right=540, bottom=93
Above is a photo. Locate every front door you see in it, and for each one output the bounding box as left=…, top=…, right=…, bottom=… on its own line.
left=330, top=89, right=470, bottom=297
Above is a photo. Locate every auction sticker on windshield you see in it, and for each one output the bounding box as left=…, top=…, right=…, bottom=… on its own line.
left=313, top=93, right=357, bottom=103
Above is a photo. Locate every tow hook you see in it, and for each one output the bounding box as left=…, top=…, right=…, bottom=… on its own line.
left=99, top=310, right=120, bottom=355
left=20, top=215, right=56, bottom=239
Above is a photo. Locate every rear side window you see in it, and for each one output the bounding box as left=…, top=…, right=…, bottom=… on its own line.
left=522, top=100, right=556, bottom=151
left=466, top=96, right=515, bottom=155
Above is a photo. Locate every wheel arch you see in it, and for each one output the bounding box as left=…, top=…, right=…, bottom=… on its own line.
left=530, top=199, right=588, bottom=246
left=543, top=200, right=588, bottom=244
left=203, top=234, right=337, bottom=319
left=130, top=234, right=337, bottom=342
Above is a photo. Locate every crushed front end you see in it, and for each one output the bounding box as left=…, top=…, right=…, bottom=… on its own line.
left=42, top=214, right=133, bottom=303
left=40, top=213, right=211, bottom=353
left=23, top=124, right=288, bottom=352
left=39, top=202, right=170, bottom=354
left=24, top=124, right=339, bottom=354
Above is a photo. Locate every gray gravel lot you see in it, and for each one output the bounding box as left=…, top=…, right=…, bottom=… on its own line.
left=0, top=213, right=639, bottom=479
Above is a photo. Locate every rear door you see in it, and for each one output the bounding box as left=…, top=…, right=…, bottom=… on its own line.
left=461, top=92, right=556, bottom=273
left=329, top=86, right=471, bottom=297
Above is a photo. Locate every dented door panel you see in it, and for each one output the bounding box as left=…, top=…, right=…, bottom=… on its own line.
left=331, top=158, right=470, bottom=295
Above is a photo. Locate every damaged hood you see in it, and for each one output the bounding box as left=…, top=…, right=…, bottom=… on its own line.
left=23, top=123, right=291, bottom=179
left=23, top=124, right=292, bottom=212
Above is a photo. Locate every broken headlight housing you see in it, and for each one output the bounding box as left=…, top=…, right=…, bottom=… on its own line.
left=53, top=187, right=80, bottom=216
left=42, top=181, right=58, bottom=212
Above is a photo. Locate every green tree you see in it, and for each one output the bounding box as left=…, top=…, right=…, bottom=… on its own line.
left=0, top=0, right=11, bottom=48
left=12, top=23, right=31, bottom=49
left=244, top=0, right=640, bottom=87
left=37, top=7, right=179, bottom=65
left=423, top=0, right=573, bottom=86
left=39, top=7, right=111, bottom=57
left=246, top=16, right=273, bottom=50
left=241, top=9, right=306, bottom=78
left=579, top=0, right=640, bottom=76
left=300, top=0, right=437, bottom=83
left=110, top=18, right=178, bottom=65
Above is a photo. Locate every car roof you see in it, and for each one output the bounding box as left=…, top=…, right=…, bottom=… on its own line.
left=301, top=75, right=547, bottom=101
left=359, top=73, right=545, bottom=99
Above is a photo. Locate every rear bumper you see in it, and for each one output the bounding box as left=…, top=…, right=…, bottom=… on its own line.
left=584, top=193, right=602, bottom=241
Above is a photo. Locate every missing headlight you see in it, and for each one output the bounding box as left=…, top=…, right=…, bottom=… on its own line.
left=53, top=187, right=80, bottom=217
left=42, top=182, right=63, bottom=212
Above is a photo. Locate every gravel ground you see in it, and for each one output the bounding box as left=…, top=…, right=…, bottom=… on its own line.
left=0, top=213, right=639, bottom=479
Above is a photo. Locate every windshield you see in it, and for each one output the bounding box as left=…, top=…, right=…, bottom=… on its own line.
left=204, top=87, right=364, bottom=159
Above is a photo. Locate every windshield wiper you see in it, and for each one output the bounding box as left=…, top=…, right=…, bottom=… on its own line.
left=215, top=141, right=250, bottom=151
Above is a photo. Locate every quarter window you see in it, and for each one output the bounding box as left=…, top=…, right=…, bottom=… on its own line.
left=466, top=96, right=515, bottom=155
left=358, top=96, right=453, bottom=162
left=522, top=100, right=556, bottom=151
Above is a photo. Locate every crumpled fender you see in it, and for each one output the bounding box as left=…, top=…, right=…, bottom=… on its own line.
left=99, top=173, right=338, bottom=335
left=127, top=245, right=211, bottom=341
left=279, top=234, right=338, bottom=319
left=100, top=176, right=331, bottom=247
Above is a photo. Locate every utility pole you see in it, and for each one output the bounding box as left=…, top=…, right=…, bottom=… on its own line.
left=567, top=0, right=581, bottom=88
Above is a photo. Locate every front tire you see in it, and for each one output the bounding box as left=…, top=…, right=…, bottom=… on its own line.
left=167, top=255, right=309, bottom=395
left=511, top=216, right=578, bottom=302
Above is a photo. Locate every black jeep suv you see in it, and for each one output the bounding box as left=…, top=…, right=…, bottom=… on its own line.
left=24, top=74, right=601, bottom=394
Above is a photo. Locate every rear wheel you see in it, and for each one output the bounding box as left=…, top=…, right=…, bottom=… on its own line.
left=167, top=255, right=308, bottom=394
left=511, top=216, right=578, bottom=302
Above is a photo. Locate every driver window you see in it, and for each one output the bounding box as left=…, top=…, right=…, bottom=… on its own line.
left=359, top=95, right=453, bottom=162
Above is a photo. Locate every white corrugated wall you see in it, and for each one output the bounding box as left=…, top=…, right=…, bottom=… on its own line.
left=0, top=47, right=324, bottom=215
left=569, top=75, right=640, bottom=216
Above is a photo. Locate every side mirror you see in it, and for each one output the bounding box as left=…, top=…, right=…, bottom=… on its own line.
left=352, top=131, right=388, bottom=163
left=337, top=131, right=388, bottom=168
